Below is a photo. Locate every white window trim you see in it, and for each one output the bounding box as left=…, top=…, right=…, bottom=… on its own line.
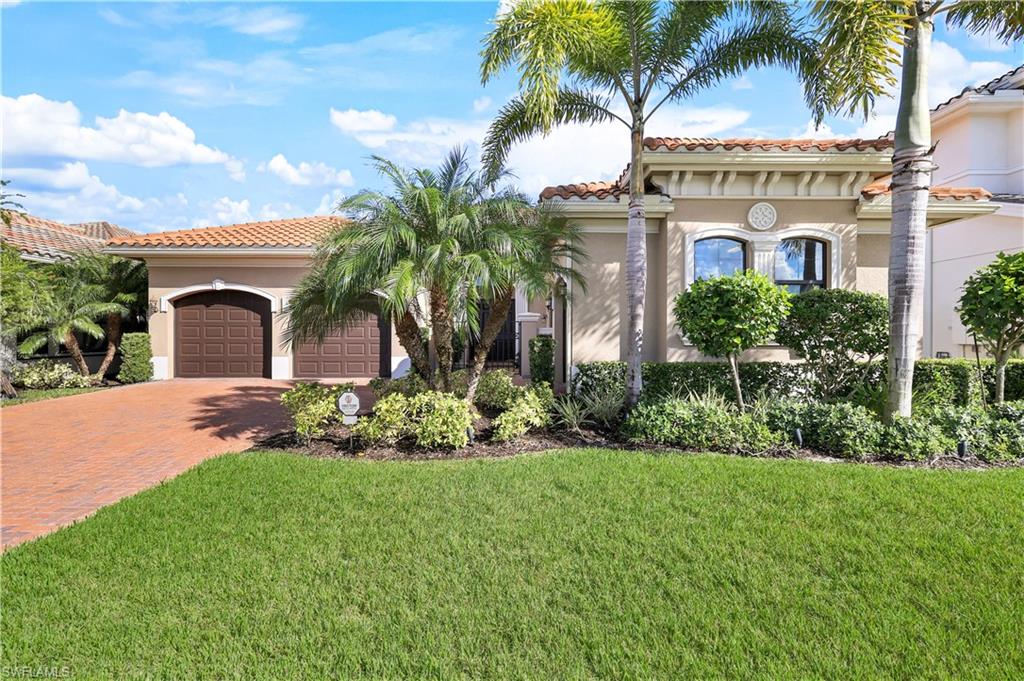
left=684, top=227, right=841, bottom=288
left=159, top=280, right=282, bottom=313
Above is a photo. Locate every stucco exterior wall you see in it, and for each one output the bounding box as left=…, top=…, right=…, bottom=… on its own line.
left=855, top=234, right=890, bottom=296
left=144, top=257, right=407, bottom=379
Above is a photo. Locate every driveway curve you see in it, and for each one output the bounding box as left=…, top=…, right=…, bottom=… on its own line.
left=1, top=379, right=291, bottom=549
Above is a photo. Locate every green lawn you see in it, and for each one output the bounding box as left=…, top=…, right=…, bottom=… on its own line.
left=3, top=450, right=1021, bottom=678
left=0, top=387, right=100, bottom=407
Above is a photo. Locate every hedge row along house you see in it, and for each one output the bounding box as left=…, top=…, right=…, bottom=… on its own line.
left=104, top=133, right=995, bottom=387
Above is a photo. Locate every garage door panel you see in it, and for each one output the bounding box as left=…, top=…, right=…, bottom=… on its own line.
left=293, top=315, right=389, bottom=379
left=175, top=290, right=269, bottom=378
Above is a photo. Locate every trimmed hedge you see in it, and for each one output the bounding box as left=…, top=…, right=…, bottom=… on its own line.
left=528, top=335, right=555, bottom=387
left=117, top=333, right=153, bottom=384
left=573, top=358, right=1024, bottom=408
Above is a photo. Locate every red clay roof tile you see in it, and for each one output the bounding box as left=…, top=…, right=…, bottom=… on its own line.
left=860, top=174, right=991, bottom=201
left=1, top=213, right=109, bottom=261
left=643, top=136, right=894, bottom=152
left=106, top=215, right=346, bottom=248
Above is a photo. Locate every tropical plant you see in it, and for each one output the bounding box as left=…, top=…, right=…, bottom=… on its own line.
left=75, top=253, right=148, bottom=379
left=481, top=0, right=817, bottom=406
left=287, top=147, right=584, bottom=402
left=0, top=179, right=25, bottom=226
left=0, top=244, right=50, bottom=396
left=958, top=252, right=1024, bottom=404
left=672, top=270, right=790, bottom=409
left=776, top=288, right=888, bottom=398
left=810, top=1, right=1024, bottom=420
left=13, top=260, right=125, bottom=378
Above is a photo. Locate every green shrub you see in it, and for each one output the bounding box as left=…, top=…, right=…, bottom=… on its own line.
left=776, top=288, right=888, bottom=398
left=880, top=417, right=956, bottom=461
left=622, top=398, right=782, bottom=455
left=572, top=361, right=626, bottom=399
left=369, top=373, right=428, bottom=399
left=553, top=395, right=589, bottom=433
left=492, top=388, right=552, bottom=442
left=352, top=393, right=411, bottom=445
left=474, top=370, right=520, bottom=412
left=409, top=392, right=474, bottom=449
left=799, top=402, right=883, bottom=458
left=750, top=398, right=809, bottom=444
left=280, top=382, right=353, bottom=441
left=14, top=359, right=91, bottom=389
left=531, top=381, right=555, bottom=412
left=117, top=333, right=153, bottom=384
left=672, top=270, right=791, bottom=408
left=581, top=383, right=625, bottom=433
left=982, top=418, right=1024, bottom=461
left=529, top=335, right=555, bottom=386
left=912, top=359, right=984, bottom=408
left=1004, top=361, right=1024, bottom=401
left=991, top=400, right=1024, bottom=423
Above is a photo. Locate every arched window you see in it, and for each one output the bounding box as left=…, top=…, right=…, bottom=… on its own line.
left=775, top=238, right=826, bottom=293
left=694, top=237, right=747, bottom=281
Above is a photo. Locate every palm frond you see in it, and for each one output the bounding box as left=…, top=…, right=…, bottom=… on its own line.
left=944, top=0, right=1024, bottom=43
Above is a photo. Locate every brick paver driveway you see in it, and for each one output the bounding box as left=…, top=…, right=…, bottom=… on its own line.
left=1, top=379, right=293, bottom=549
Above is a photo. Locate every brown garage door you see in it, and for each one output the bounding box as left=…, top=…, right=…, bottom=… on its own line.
left=175, top=290, right=270, bottom=378
left=293, top=314, right=389, bottom=379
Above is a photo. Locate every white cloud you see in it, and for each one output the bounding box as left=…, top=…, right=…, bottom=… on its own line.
left=332, top=103, right=751, bottom=196
left=192, top=195, right=315, bottom=228
left=145, top=5, right=305, bottom=42
left=98, top=8, right=138, bottom=28
left=1, top=94, right=242, bottom=179
left=473, top=96, right=493, bottom=114
left=732, top=76, right=754, bottom=91
left=793, top=120, right=837, bottom=140
left=301, top=26, right=463, bottom=60
left=329, top=108, right=398, bottom=133
left=5, top=162, right=189, bottom=230
left=315, top=190, right=347, bottom=215
left=258, top=154, right=354, bottom=187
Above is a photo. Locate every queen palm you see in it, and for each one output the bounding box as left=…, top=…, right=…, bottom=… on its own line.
left=810, top=1, right=1024, bottom=419
left=15, top=262, right=126, bottom=377
left=481, top=0, right=817, bottom=406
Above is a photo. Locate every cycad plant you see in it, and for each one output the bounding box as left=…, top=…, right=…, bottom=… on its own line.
left=15, top=260, right=126, bottom=377
left=481, top=0, right=817, bottom=406
left=810, top=1, right=1023, bottom=419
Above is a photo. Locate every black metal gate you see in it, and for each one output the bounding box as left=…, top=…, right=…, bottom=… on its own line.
left=458, top=301, right=519, bottom=371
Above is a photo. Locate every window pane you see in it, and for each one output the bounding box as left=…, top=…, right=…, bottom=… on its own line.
left=775, top=239, right=826, bottom=289
left=695, top=238, right=745, bottom=280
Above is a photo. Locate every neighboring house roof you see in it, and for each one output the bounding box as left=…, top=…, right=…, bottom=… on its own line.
left=990, top=193, right=1024, bottom=204
left=1, top=212, right=133, bottom=262
left=860, top=175, right=992, bottom=201
left=932, top=64, right=1024, bottom=115
left=73, top=221, right=138, bottom=240
left=643, top=136, right=894, bottom=152
left=106, top=215, right=346, bottom=249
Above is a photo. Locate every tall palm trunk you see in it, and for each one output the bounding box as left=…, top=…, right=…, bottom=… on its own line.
left=886, top=2, right=933, bottom=422
left=394, top=309, right=432, bottom=379
left=464, top=289, right=515, bottom=404
left=64, top=332, right=91, bottom=377
left=625, top=124, right=647, bottom=407
left=95, top=313, right=122, bottom=379
left=430, top=287, right=455, bottom=391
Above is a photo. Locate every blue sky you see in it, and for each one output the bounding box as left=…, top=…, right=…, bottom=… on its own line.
left=2, top=1, right=1021, bottom=233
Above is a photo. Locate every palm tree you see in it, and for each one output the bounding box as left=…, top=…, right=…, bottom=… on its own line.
left=14, top=262, right=126, bottom=377
left=76, top=253, right=148, bottom=379
left=481, top=0, right=817, bottom=406
left=810, top=1, right=1024, bottom=420
left=1, top=179, right=25, bottom=226
left=459, top=200, right=586, bottom=403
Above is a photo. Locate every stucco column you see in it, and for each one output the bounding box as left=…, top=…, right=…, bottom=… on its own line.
left=751, top=238, right=780, bottom=279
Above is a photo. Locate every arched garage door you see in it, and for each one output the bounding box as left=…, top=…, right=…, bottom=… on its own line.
left=174, top=290, right=270, bottom=378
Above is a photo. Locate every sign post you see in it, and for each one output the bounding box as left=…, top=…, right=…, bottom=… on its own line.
left=337, top=391, right=360, bottom=425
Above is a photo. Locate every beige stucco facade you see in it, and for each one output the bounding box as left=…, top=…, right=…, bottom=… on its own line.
left=139, top=254, right=408, bottom=380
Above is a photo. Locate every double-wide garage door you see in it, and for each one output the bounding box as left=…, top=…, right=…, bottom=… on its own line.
left=174, top=290, right=388, bottom=379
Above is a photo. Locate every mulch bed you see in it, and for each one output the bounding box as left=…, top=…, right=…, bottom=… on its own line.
left=247, top=423, right=1017, bottom=470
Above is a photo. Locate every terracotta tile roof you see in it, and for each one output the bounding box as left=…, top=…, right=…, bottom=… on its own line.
left=106, top=215, right=346, bottom=249
left=73, top=221, right=137, bottom=240
left=539, top=181, right=623, bottom=201
left=861, top=174, right=992, bottom=201
left=1, top=213, right=107, bottom=261
left=643, top=137, right=894, bottom=152
left=933, top=64, right=1024, bottom=114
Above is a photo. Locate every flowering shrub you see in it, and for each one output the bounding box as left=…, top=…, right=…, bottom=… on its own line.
left=14, top=360, right=91, bottom=390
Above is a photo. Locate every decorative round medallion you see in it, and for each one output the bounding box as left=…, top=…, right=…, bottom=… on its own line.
left=747, top=202, right=777, bottom=231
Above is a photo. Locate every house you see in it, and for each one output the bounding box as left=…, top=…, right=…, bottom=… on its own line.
left=106, top=136, right=995, bottom=385
left=537, top=137, right=995, bottom=385
left=924, top=65, right=1024, bottom=358
left=2, top=212, right=135, bottom=262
